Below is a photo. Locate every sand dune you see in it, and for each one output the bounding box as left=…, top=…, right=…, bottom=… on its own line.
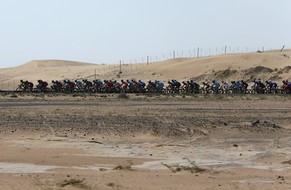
left=0, top=50, right=290, bottom=90
left=19, top=60, right=96, bottom=68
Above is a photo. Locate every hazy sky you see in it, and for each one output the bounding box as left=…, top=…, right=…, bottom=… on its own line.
left=0, top=0, right=290, bottom=68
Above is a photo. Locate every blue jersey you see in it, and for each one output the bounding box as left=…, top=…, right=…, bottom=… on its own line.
left=157, top=82, right=164, bottom=88
left=213, top=81, right=220, bottom=88
left=270, top=81, right=277, bottom=85
left=232, top=82, right=240, bottom=88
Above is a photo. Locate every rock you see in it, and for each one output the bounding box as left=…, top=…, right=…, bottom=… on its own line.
left=251, top=119, right=260, bottom=126
left=282, top=160, right=291, bottom=165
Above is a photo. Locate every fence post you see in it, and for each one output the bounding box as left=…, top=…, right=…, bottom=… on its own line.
left=197, top=48, right=199, bottom=58
left=280, top=45, right=285, bottom=52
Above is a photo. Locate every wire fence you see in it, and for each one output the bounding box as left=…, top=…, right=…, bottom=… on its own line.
left=118, top=46, right=282, bottom=65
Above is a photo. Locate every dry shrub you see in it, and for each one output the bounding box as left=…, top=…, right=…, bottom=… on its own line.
left=118, top=93, right=129, bottom=99
left=162, top=159, right=206, bottom=173
left=113, top=160, right=133, bottom=170
left=57, top=178, right=86, bottom=188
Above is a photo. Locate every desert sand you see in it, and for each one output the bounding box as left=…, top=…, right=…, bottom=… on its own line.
left=0, top=49, right=291, bottom=90
left=0, top=94, right=291, bottom=189
left=0, top=50, right=291, bottom=190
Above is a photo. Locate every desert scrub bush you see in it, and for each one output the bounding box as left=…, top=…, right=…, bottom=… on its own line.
left=57, top=178, right=86, bottom=188
left=257, top=94, right=268, bottom=100
left=107, top=182, right=115, bottom=187
left=211, top=94, right=225, bottom=100
left=145, top=93, right=158, bottom=97
left=113, top=160, right=133, bottom=170
left=72, top=93, right=85, bottom=97
left=107, top=182, right=122, bottom=189
left=190, top=94, right=198, bottom=99
left=117, top=93, right=129, bottom=99
left=162, top=159, right=206, bottom=173
left=10, top=94, right=18, bottom=98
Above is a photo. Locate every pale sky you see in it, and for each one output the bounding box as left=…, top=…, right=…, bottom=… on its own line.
left=0, top=0, right=290, bottom=68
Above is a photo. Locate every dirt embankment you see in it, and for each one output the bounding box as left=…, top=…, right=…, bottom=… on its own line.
left=1, top=94, right=291, bottom=139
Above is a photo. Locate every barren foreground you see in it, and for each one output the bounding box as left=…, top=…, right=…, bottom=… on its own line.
left=1, top=94, right=291, bottom=190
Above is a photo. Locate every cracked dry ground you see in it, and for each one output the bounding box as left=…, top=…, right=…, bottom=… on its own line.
left=1, top=94, right=291, bottom=190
